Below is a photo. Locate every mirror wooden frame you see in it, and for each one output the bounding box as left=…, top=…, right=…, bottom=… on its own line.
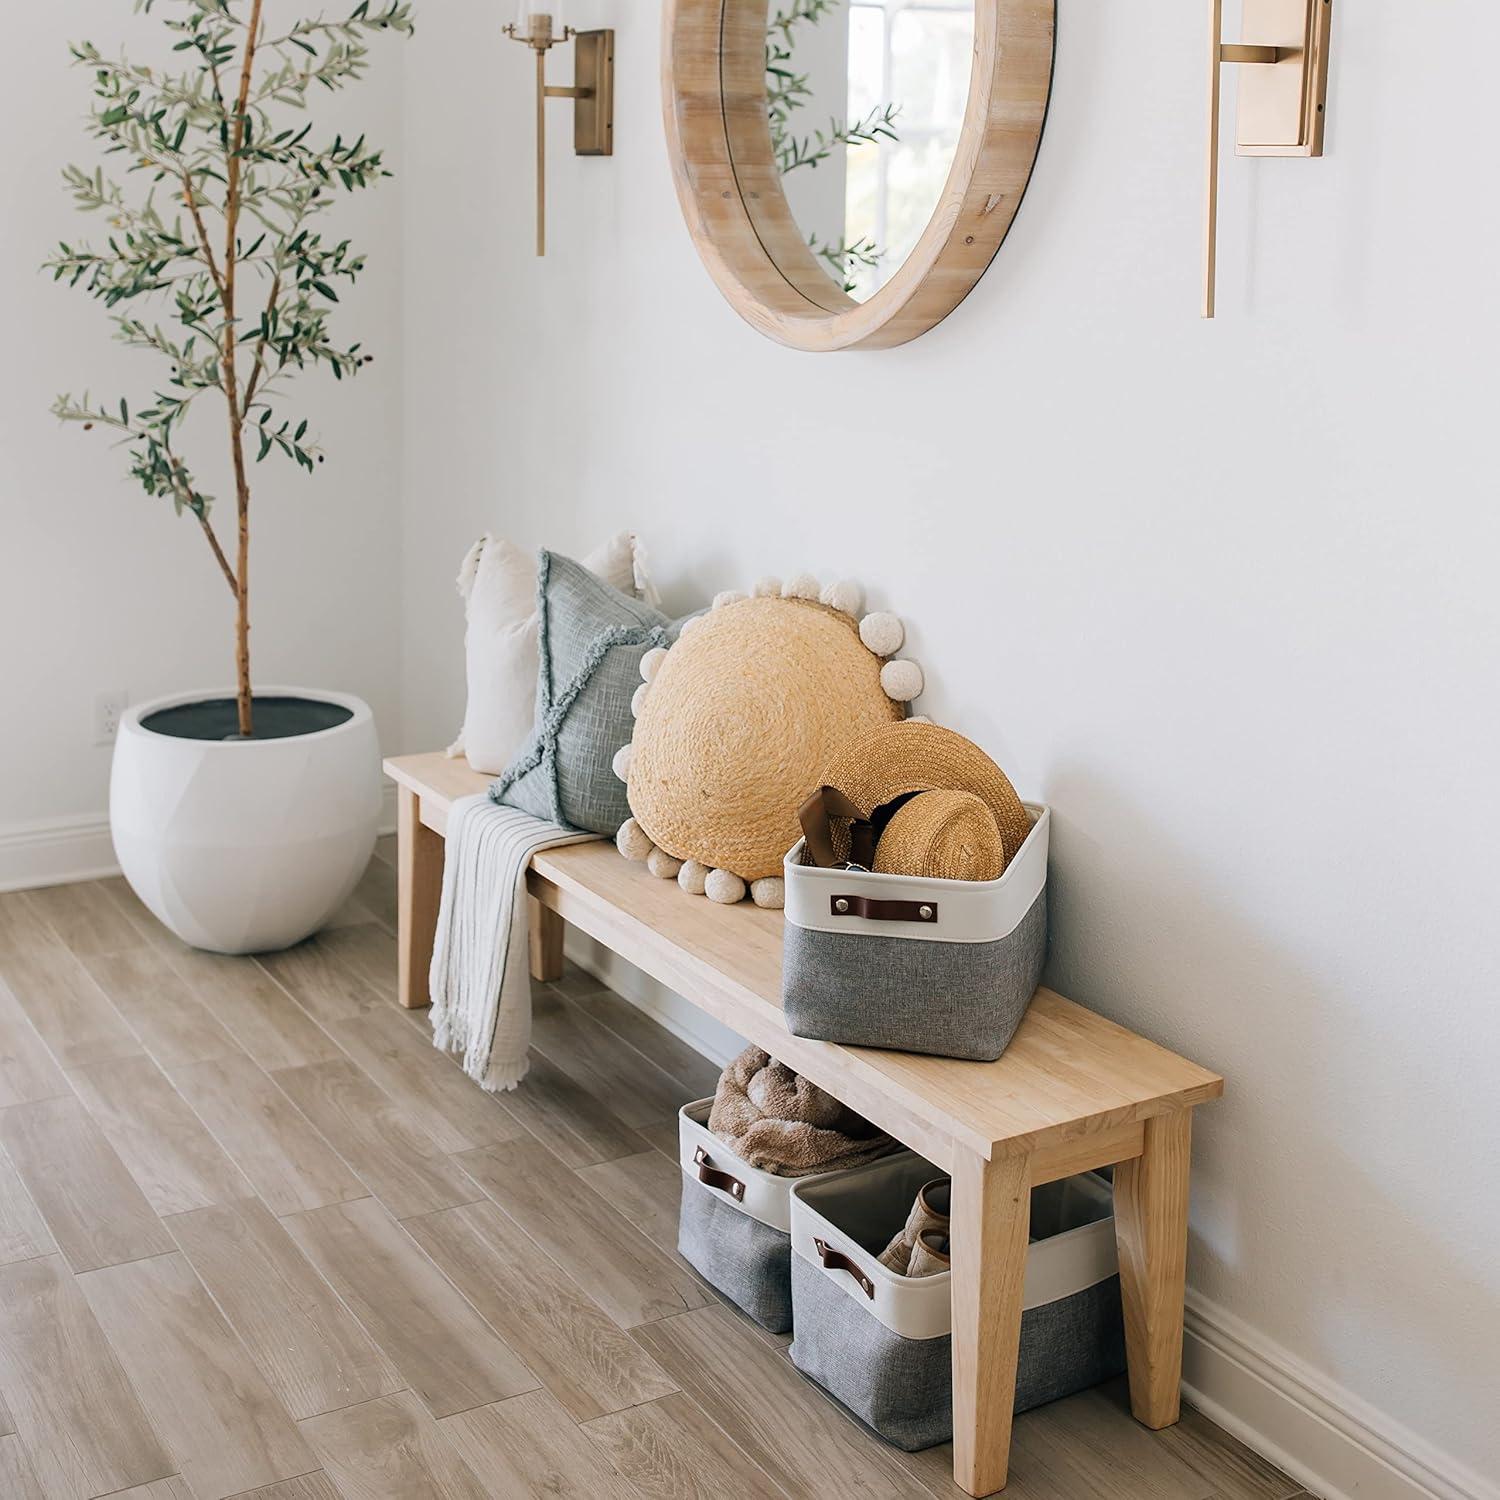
left=661, top=0, right=1055, bottom=351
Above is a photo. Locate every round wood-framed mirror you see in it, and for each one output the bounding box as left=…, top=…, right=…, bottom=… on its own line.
left=662, top=0, right=1054, bottom=351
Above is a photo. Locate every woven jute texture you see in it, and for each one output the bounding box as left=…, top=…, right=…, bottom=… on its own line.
left=823, top=721, right=1033, bottom=871
left=629, top=597, right=902, bottom=881
left=873, top=789, right=1004, bottom=882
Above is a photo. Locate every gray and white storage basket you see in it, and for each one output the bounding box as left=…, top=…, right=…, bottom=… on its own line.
left=781, top=804, right=1050, bottom=1062
left=677, top=1098, right=834, bottom=1333
left=789, top=1152, right=1125, bottom=1450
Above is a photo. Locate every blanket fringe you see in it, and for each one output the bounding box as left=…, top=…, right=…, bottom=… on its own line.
left=426, top=793, right=597, bottom=1097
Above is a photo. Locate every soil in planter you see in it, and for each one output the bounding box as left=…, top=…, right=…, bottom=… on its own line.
left=141, top=696, right=354, bottom=742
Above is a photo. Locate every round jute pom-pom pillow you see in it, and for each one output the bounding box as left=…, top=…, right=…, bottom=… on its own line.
left=628, top=596, right=904, bottom=882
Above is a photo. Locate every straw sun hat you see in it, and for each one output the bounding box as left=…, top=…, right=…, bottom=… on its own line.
left=819, top=720, right=1032, bottom=881
left=873, top=789, right=1005, bottom=882
left=610, top=574, right=926, bottom=907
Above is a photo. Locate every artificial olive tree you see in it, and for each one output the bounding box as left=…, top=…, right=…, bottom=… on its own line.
left=48, top=0, right=413, bottom=736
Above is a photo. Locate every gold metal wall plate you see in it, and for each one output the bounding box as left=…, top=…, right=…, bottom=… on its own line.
left=573, top=29, right=614, bottom=156
left=1236, top=0, right=1331, bottom=156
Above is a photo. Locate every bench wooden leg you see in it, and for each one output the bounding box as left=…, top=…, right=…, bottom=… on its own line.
left=528, top=898, right=565, bottom=983
left=1113, top=1108, right=1192, bottom=1429
left=396, top=786, right=443, bottom=1009
left=950, top=1147, right=1031, bottom=1496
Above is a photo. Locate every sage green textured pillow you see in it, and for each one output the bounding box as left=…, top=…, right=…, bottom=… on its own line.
left=491, top=550, right=671, bottom=835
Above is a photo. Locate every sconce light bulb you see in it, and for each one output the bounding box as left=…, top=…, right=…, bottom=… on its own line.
left=516, top=0, right=563, bottom=46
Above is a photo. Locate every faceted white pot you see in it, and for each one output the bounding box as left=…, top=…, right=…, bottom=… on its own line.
left=110, top=686, right=381, bottom=954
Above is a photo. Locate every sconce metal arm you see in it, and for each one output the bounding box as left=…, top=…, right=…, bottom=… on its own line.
left=1203, top=0, right=1331, bottom=318
left=1204, top=2, right=1284, bottom=318
left=504, top=24, right=614, bottom=258
left=1218, top=43, right=1281, bottom=64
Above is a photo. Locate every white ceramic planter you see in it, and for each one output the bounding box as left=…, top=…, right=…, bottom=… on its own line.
left=110, top=686, right=381, bottom=954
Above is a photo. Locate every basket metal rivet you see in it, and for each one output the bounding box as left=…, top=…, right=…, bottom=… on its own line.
left=835, top=898, right=850, bottom=914
left=919, top=905, right=934, bottom=920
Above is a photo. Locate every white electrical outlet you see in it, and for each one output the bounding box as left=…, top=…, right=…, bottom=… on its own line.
left=94, top=690, right=130, bottom=746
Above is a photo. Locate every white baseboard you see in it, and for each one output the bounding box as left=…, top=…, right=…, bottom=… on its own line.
left=0, top=813, right=119, bottom=893
left=562, top=938, right=1496, bottom=1500
left=0, top=785, right=400, bottom=895
left=1183, top=1291, right=1497, bottom=1500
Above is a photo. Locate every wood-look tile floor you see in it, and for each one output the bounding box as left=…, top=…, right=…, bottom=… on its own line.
left=0, top=842, right=1309, bottom=1500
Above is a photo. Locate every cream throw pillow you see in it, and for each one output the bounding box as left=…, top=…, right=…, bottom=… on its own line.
left=448, top=531, right=658, bottom=774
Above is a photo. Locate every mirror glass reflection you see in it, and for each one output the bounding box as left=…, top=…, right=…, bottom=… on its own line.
left=763, top=0, right=975, bottom=300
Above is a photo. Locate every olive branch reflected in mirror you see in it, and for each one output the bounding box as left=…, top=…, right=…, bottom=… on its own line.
left=806, top=231, right=881, bottom=289
left=765, top=0, right=901, bottom=292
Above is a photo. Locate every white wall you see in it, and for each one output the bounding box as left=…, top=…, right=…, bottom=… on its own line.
left=400, top=0, right=1500, bottom=1490
left=0, top=5, right=406, bottom=879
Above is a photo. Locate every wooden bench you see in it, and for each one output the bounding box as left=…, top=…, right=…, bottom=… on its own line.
left=384, top=751, right=1224, bottom=1497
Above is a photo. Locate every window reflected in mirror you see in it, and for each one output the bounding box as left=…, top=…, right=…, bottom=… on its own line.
left=765, top=0, right=975, bottom=300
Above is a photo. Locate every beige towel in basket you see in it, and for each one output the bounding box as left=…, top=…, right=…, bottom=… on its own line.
left=708, top=1046, right=896, bottom=1177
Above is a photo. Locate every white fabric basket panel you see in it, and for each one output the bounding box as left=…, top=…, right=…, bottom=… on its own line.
left=783, top=803, right=1050, bottom=945
left=678, top=1098, right=804, bottom=1233
left=790, top=1160, right=1118, bottom=1341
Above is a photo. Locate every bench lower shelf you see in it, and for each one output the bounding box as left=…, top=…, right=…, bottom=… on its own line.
left=384, top=751, right=1222, bottom=1496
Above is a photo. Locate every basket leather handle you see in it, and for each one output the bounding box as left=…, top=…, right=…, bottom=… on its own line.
left=828, top=894, right=939, bottom=924
left=814, top=1237, right=875, bottom=1299
left=693, top=1145, right=745, bottom=1202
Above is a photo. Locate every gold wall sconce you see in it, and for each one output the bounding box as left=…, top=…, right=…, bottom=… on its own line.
left=504, top=3, right=614, bottom=256
left=1204, top=0, right=1332, bottom=316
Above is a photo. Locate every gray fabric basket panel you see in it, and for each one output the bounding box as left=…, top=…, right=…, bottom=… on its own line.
left=789, top=1255, right=1126, bottom=1450
left=783, top=890, right=1047, bottom=1061
left=493, top=551, right=671, bottom=836
left=790, top=1253, right=951, bottom=1450
left=678, top=1172, right=794, bottom=1333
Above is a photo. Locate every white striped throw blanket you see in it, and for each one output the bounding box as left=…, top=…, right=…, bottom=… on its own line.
left=428, top=794, right=599, bottom=1091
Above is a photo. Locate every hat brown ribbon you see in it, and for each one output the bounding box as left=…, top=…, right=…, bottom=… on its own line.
left=798, top=786, right=919, bottom=870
